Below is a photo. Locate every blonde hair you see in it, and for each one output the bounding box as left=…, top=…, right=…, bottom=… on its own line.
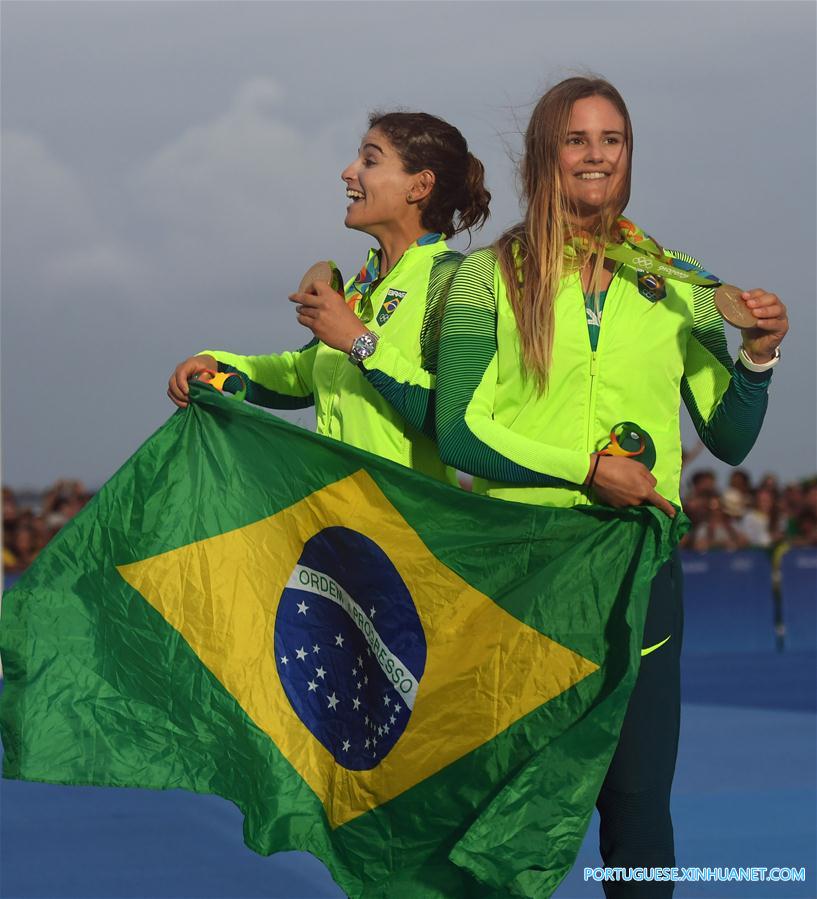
left=496, top=77, right=633, bottom=391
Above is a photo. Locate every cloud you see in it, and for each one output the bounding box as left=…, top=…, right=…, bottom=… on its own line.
left=2, top=132, right=97, bottom=247
left=3, top=78, right=354, bottom=322
left=132, top=78, right=352, bottom=303
left=2, top=131, right=145, bottom=305
left=2, top=77, right=362, bottom=350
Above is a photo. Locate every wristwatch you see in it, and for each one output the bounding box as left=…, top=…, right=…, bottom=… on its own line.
left=739, top=345, right=780, bottom=372
left=349, top=330, right=380, bottom=364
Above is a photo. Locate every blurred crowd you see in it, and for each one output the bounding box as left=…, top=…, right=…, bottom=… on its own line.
left=2, top=467, right=817, bottom=576
left=681, top=469, right=817, bottom=552
left=3, top=481, right=93, bottom=574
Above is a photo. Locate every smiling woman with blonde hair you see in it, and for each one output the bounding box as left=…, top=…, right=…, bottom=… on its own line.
left=168, top=111, right=490, bottom=482
left=436, top=76, right=788, bottom=895
left=495, top=78, right=633, bottom=393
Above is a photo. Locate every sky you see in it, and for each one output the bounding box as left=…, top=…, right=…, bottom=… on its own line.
left=2, top=0, right=815, bottom=491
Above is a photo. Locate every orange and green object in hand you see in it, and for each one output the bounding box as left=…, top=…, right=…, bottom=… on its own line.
left=598, top=421, right=657, bottom=471
left=198, top=370, right=247, bottom=403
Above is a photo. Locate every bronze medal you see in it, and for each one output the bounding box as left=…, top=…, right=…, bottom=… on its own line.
left=714, top=284, right=756, bottom=329
left=298, top=261, right=335, bottom=295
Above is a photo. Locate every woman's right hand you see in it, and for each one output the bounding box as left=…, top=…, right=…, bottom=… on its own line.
left=588, top=454, right=676, bottom=518
left=167, top=355, right=217, bottom=408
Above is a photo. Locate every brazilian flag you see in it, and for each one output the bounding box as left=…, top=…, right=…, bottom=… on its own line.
left=0, top=382, right=684, bottom=897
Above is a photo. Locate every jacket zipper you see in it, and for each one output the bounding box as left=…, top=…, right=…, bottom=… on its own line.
left=324, top=242, right=427, bottom=434
left=585, top=265, right=620, bottom=461
left=323, top=353, right=344, bottom=432
left=323, top=257, right=393, bottom=431
left=587, top=351, right=599, bottom=455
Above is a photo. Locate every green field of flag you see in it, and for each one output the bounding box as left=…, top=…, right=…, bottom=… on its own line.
left=0, top=381, right=684, bottom=897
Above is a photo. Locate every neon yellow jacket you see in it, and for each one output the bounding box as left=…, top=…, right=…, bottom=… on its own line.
left=201, top=235, right=462, bottom=483
left=436, top=247, right=773, bottom=508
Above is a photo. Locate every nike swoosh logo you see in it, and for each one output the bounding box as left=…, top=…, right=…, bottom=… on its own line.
left=641, top=635, right=671, bottom=657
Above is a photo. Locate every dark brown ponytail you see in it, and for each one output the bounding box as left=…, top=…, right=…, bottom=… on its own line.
left=458, top=152, right=492, bottom=235
left=368, top=111, right=491, bottom=239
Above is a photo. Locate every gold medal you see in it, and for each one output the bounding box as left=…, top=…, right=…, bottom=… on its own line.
left=714, top=284, right=756, bottom=329
left=298, top=261, right=344, bottom=296
left=298, top=261, right=333, bottom=294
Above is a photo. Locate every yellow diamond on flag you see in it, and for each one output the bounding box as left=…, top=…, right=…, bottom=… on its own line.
left=118, top=469, right=598, bottom=828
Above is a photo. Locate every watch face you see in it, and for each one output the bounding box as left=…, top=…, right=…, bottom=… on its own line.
left=351, top=333, right=377, bottom=361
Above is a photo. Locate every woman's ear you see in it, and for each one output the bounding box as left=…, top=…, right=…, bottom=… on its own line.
left=407, top=170, right=435, bottom=203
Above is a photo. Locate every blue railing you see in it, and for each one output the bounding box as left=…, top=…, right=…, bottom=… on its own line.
left=3, top=549, right=815, bottom=655
left=681, top=547, right=816, bottom=654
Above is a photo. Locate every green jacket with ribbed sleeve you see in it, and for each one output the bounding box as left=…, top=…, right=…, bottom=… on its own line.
left=436, top=246, right=773, bottom=508
left=200, top=236, right=463, bottom=484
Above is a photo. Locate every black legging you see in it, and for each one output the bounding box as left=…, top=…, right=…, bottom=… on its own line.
left=596, top=552, right=684, bottom=897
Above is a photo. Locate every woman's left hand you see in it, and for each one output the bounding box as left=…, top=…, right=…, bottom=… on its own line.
left=288, top=282, right=368, bottom=353
left=739, top=289, right=789, bottom=363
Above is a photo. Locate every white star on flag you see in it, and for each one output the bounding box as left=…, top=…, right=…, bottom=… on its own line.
left=394, top=703, right=401, bottom=714
left=327, top=693, right=339, bottom=711
left=357, top=655, right=363, bottom=666
left=352, top=697, right=361, bottom=710
left=313, top=644, right=320, bottom=653
left=280, top=655, right=288, bottom=665
left=334, top=634, right=344, bottom=647
left=307, top=680, right=318, bottom=692
left=383, top=694, right=390, bottom=706
left=364, top=738, right=370, bottom=749
left=315, top=666, right=326, bottom=680
left=297, top=601, right=309, bottom=615
left=369, top=607, right=376, bottom=618
left=342, top=740, right=350, bottom=752
left=295, top=647, right=307, bottom=661
left=389, top=715, right=396, bottom=725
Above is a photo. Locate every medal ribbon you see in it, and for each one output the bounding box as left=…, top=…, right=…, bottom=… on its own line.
left=343, top=233, right=444, bottom=322
left=567, top=217, right=722, bottom=287
left=344, top=249, right=381, bottom=321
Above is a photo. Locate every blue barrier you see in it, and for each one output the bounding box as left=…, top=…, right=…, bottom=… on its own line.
left=780, top=548, right=817, bottom=652
left=680, top=550, right=776, bottom=653
left=3, top=550, right=813, bottom=656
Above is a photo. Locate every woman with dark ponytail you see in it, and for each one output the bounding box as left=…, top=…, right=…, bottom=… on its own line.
left=367, top=111, right=491, bottom=240
left=168, top=111, right=490, bottom=482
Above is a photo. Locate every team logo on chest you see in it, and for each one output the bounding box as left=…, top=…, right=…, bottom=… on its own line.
left=636, top=271, right=666, bottom=302
left=376, top=289, right=407, bottom=325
